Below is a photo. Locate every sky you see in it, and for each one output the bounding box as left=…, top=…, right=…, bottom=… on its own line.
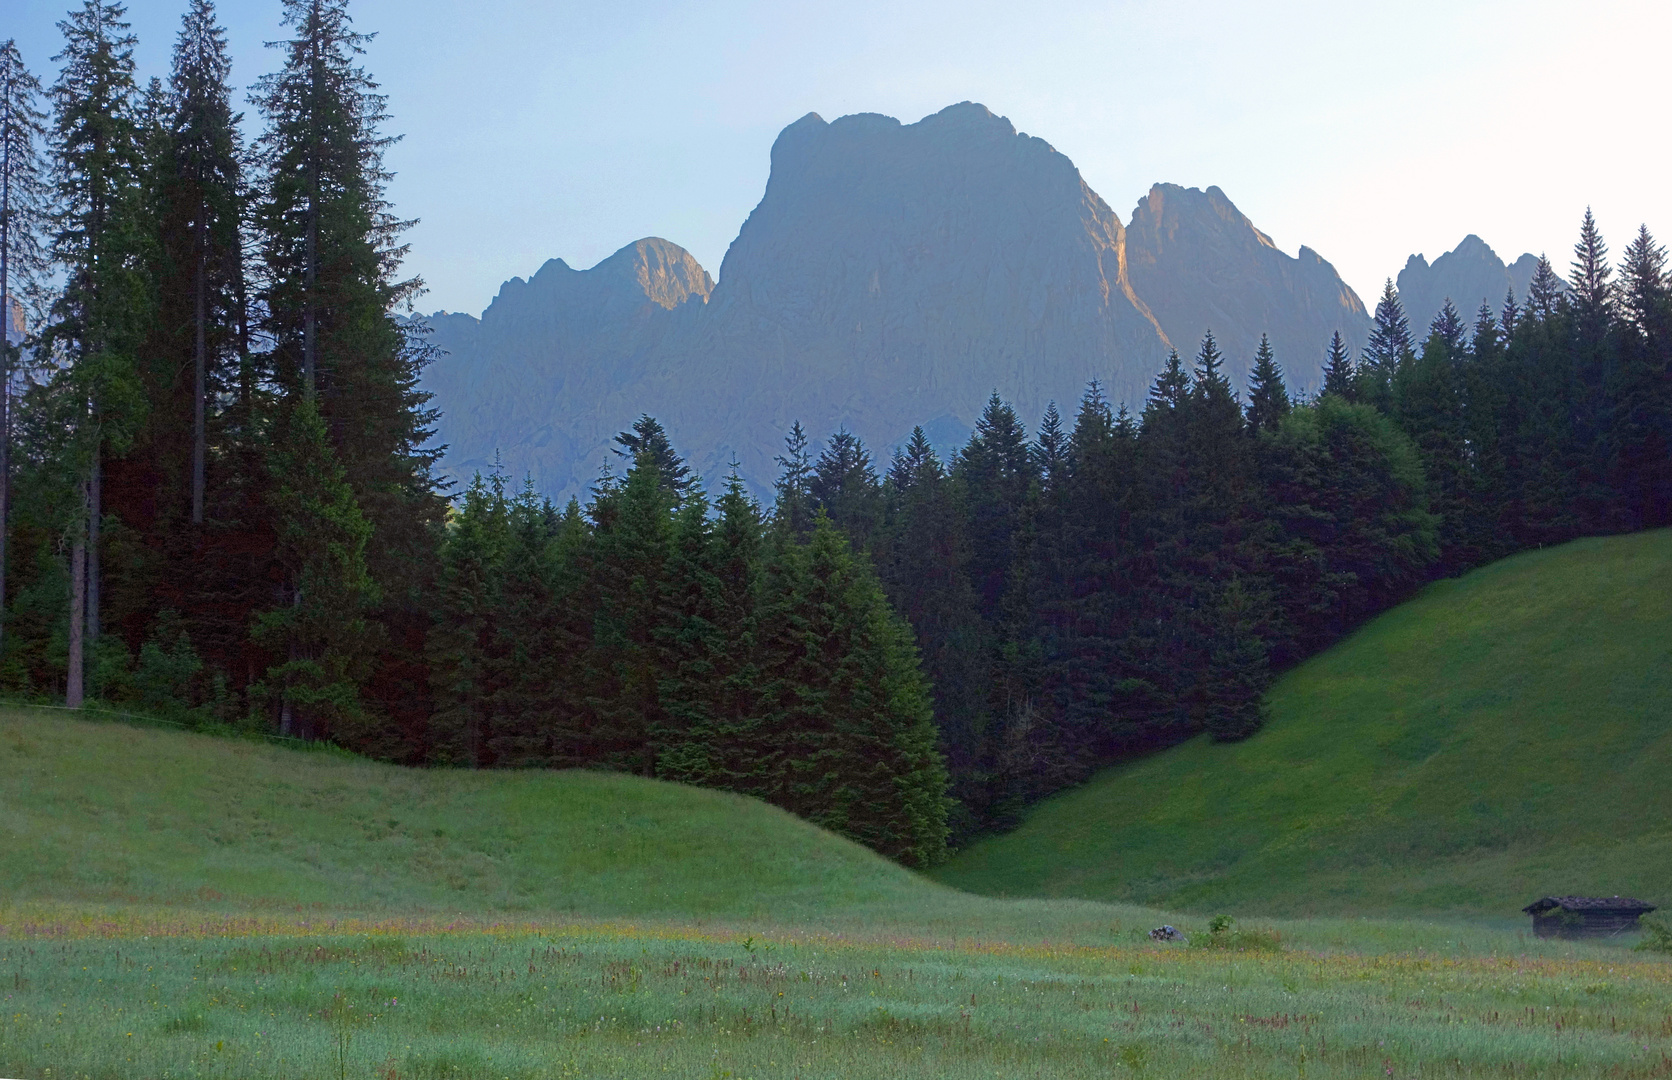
left=12, top=0, right=1671, bottom=317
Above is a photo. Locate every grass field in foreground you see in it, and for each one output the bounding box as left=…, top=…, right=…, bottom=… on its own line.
left=3, top=904, right=1671, bottom=1079
left=935, top=529, right=1672, bottom=917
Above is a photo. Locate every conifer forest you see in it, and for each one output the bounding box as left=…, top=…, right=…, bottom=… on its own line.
left=1, top=0, right=1669, bottom=867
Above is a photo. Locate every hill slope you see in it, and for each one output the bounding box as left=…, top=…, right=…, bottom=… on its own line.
left=0, top=712, right=947, bottom=920
left=934, top=529, right=1672, bottom=916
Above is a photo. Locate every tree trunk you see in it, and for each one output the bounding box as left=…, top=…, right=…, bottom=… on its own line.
left=67, top=517, right=85, bottom=708
left=192, top=205, right=206, bottom=524
left=87, top=449, right=100, bottom=644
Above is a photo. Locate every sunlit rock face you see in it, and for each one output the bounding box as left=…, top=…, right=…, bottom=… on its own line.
left=1396, top=234, right=1553, bottom=333
left=423, top=103, right=1372, bottom=500
left=1125, top=183, right=1369, bottom=386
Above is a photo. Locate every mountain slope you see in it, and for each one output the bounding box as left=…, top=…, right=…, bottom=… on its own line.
left=1396, top=234, right=1552, bottom=331
left=933, top=529, right=1672, bottom=916
left=421, top=103, right=1370, bottom=498
left=0, top=709, right=943, bottom=920
left=1125, top=183, right=1368, bottom=379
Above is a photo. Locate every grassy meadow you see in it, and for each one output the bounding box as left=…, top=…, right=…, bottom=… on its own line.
left=937, top=528, right=1672, bottom=915
left=6, top=901, right=1672, bottom=1079
left=4, top=530, right=1672, bottom=1077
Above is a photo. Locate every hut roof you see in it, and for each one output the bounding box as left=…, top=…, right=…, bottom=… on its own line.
left=1522, top=896, right=1657, bottom=915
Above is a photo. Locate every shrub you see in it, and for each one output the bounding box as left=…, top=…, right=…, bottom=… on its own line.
left=1635, top=918, right=1672, bottom=954
left=1191, top=915, right=1282, bottom=952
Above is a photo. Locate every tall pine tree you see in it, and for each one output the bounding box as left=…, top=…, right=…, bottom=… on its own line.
left=253, top=0, right=444, bottom=739
left=1245, top=334, right=1290, bottom=434
left=43, top=0, right=149, bottom=701
left=0, top=40, right=50, bottom=663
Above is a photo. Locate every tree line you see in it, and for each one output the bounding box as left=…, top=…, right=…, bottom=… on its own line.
left=0, top=1, right=1667, bottom=859
left=784, top=224, right=1670, bottom=837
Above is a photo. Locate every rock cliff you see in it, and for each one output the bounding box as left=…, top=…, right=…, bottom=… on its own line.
left=1396, top=234, right=1553, bottom=333
left=422, top=103, right=1373, bottom=498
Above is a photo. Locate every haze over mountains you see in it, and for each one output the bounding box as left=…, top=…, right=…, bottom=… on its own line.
left=419, top=103, right=1536, bottom=498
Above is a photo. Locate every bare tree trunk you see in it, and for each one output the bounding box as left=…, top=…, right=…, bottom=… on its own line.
left=192, top=208, right=206, bottom=524
left=87, top=450, right=99, bottom=645
left=67, top=506, right=85, bottom=708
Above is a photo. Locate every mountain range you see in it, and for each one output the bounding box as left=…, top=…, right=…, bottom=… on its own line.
left=418, top=103, right=1536, bottom=499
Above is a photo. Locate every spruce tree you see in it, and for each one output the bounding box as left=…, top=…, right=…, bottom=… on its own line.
left=43, top=0, right=149, bottom=692
left=1526, top=255, right=1564, bottom=320
left=614, top=413, right=691, bottom=501
left=954, top=392, right=1034, bottom=620
left=1611, top=226, right=1671, bottom=526
left=756, top=516, right=949, bottom=866
left=874, top=422, right=990, bottom=837
left=585, top=450, right=675, bottom=773
left=250, top=398, right=377, bottom=740
left=1570, top=207, right=1614, bottom=341
left=656, top=469, right=764, bottom=789
left=810, top=426, right=880, bottom=543
left=252, top=0, right=443, bottom=586
left=253, top=0, right=444, bottom=739
left=498, top=489, right=592, bottom=765
left=0, top=40, right=50, bottom=662
left=1360, top=279, right=1412, bottom=409
left=650, top=483, right=715, bottom=769
left=426, top=471, right=507, bottom=764
left=1620, top=225, right=1670, bottom=339
left=166, top=0, right=243, bottom=528
left=1429, top=299, right=1466, bottom=352
left=772, top=420, right=813, bottom=536
left=1032, top=401, right=1070, bottom=498
left=1393, top=310, right=1472, bottom=571
left=886, top=425, right=937, bottom=493
left=1322, top=330, right=1355, bottom=399
left=1244, top=333, right=1290, bottom=434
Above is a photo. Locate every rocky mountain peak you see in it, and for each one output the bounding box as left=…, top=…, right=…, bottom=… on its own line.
left=1124, top=183, right=1367, bottom=385
left=423, top=104, right=1374, bottom=500
left=1397, top=235, right=1556, bottom=330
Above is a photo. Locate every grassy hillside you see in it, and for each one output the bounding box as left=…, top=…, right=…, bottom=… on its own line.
left=935, top=528, right=1672, bottom=916
left=0, top=708, right=946, bottom=920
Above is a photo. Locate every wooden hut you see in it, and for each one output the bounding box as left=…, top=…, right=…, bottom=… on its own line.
left=1522, top=896, right=1657, bottom=939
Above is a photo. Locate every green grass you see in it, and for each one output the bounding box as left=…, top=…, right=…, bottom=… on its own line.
left=935, top=528, right=1672, bottom=916
left=4, top=906, right=1671, bottom=1079
left=0, top=705, right=944, bottom=922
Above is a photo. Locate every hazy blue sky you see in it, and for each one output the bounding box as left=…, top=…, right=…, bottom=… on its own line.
left=12, top=0, right=1669, bottom=316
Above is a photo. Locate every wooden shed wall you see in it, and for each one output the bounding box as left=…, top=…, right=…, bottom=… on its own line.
left=1531, top=911, right=1647, bottom=939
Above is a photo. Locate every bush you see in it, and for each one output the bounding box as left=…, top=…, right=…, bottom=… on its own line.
left=1635, top=918, right=1672, bottom=954
left=1191, top=915, right=1282, bottom=952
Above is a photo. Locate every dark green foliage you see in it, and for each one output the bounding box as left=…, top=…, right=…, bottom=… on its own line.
left=1261, top=396, right=1438, bottom=655
left=1322, top=330, right=1355, bottom=399
left=1244, top=334, right=1290, bottom=435
left=755, top=516, right=949, bottom=865
left=249, top=398, right=377, bottom=741
left=614, top=413, right=692, bottom=501
left=772, top=420, right=814, bottom=538
left=1613, top=227, right=1672, bottom=526
left=810, top=427, right=881, bottom=543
